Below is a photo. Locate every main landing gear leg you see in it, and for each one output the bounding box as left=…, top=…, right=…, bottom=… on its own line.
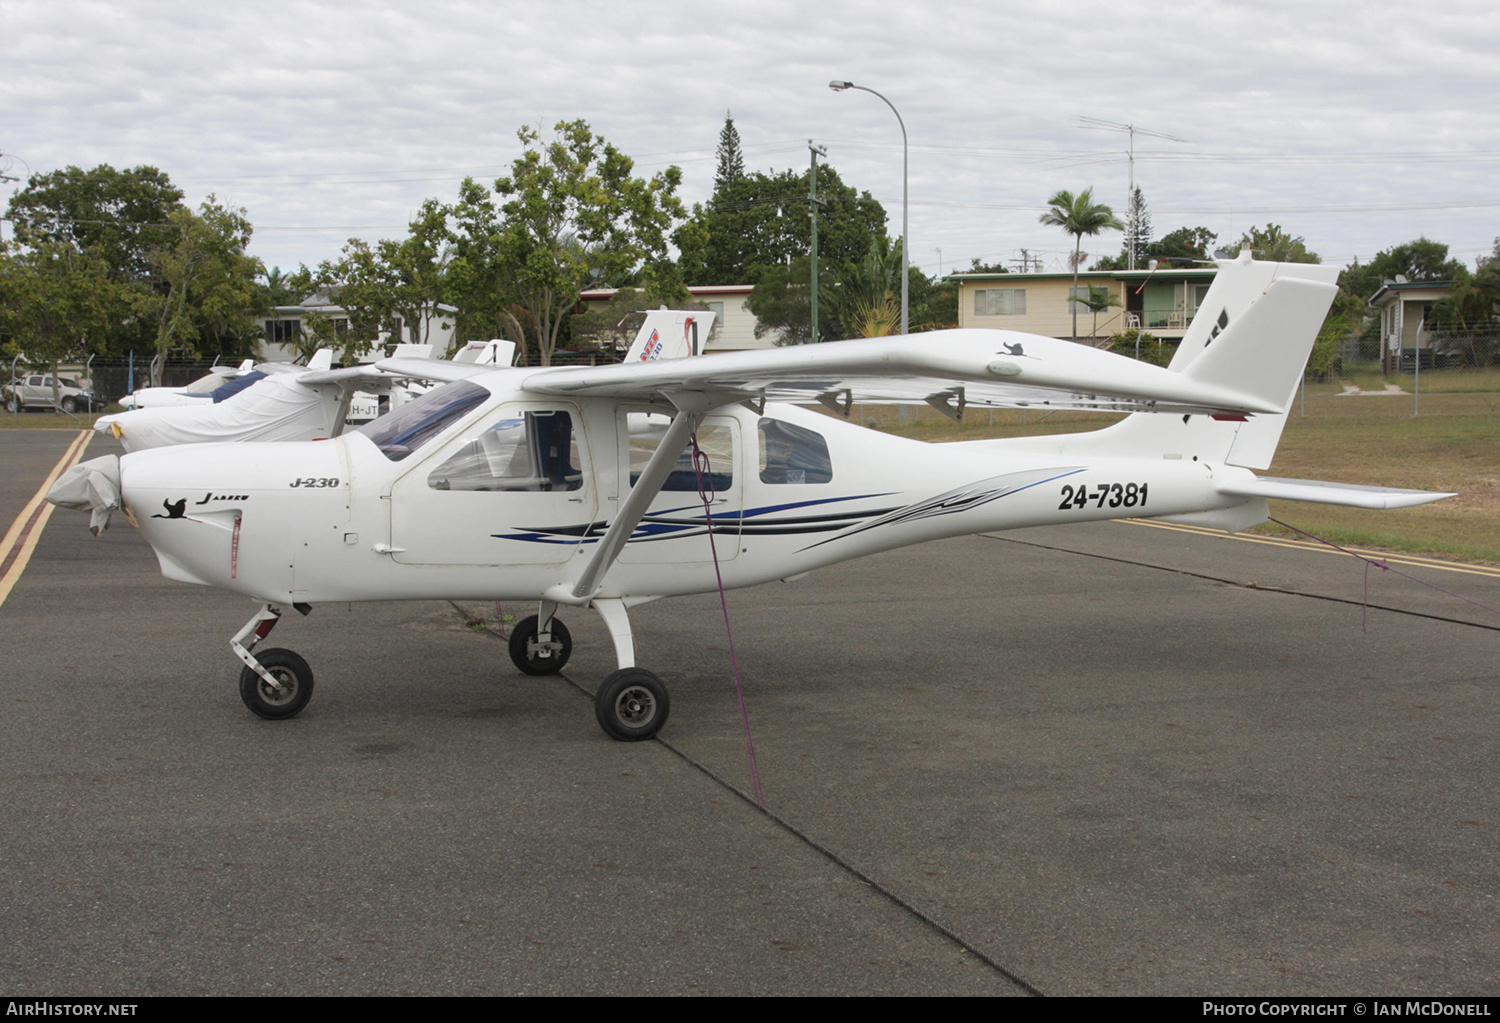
left=591, top=598, right=669, bottom=742
left=230, top=603, right=314, bottom=719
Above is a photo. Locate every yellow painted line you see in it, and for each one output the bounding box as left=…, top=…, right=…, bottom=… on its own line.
left=1120, top=517, right=1500, bottom=579
left=0, top=430, right=94, bottom=609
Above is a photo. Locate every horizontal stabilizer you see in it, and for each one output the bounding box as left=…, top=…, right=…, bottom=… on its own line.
left=1218, top=475, right=1455, bottom=510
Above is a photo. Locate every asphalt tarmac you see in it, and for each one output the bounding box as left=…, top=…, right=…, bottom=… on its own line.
left=2, top=429, right=1497, bottom=996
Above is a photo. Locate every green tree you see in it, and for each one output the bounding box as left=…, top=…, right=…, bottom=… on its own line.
left=713, top=112, right=745, bottom=194
left=445, top=177, right=531, bottom=355
left=907, top=271, right=958, bottom=332
left=1340, top=237, right=1466, bottom=306
left=0, top=239, right=123, bottom=399
left=1148, top=226, right=1218, bottom=263
left=491, top=120, right=686, bottom=365
left=1108, top=329, right=1172, bottom=366
left=262, top=266, right=301, bottom=307
left=964, top=258, right=1011, bottom=274
left=746, top=255, right=834, bottom=345
left=1091, top=192, right=1166, bottom=270
left=1078, top=286, right=1123, bottom=340
left=5, top=164, right=187, bottom=356
left=1235, top=223, right=1319, bottom=263
left=144, top=197, right=266, bottom=380
left=821, top=235, right=902, bottom=338
left=7, top=164, right=184, bottom=284
left=677, top=165, right=887, bottom=287
left=308, top=197, right=455, bottom=361
left=1039, top=187, right=1124, bottom=342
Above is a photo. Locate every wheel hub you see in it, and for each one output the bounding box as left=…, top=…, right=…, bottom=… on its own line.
left=258, top=669, right=297, bottom=705
left=615, top=686, right=656, bottom=725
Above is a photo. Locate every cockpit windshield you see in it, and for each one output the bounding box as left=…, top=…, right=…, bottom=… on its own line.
left=354, top=380, right=490, bottom=461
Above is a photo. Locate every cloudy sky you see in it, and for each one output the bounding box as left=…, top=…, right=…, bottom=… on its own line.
left=4, top=0, right=1497, bottom=278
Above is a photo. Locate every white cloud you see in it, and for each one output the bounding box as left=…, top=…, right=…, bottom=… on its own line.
left=3, top=0, right=1498, bottom=272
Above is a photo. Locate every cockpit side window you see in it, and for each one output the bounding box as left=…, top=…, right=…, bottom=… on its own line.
left=758, top=418, right=833, bottom=484
left=355, top=381, right=489, bottom=461
left=428, top=410, right=583, bottom=492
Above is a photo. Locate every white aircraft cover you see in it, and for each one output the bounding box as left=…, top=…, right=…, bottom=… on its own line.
left=98, top=373, right=337, bottom=453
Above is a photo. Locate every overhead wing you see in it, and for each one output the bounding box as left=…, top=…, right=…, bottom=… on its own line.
left=515, top=327, right=1291, bottom=417
left=296, top=364, right=411, bottom=388
left=373, top=358, right=496, bottom=384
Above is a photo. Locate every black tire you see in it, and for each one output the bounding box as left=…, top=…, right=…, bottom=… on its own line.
left=60, top=397, right=77, bottom=414
left=594, top=668, right=669, bottom=742
left=239, top=648, right=314, bottom=719
left=3, top=395, right=17, bottom=414
left=508, top=615, right=572, bottom=675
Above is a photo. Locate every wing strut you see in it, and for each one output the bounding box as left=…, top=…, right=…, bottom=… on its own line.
left=570, top=408, right=701, bottom=600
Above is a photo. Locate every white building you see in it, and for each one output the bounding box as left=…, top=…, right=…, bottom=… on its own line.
left=262, top=292, right=458, bottom=362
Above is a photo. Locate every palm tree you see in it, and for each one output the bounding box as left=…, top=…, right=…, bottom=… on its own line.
left=1078, top=286, right=1122, bottom=343
left=1039, top=188, right=1124, bottom=342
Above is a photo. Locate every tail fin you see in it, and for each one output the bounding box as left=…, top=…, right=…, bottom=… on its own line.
left=1081, top=256, right=1339, bottom=470
left=623, top=309, right=718, bottom=363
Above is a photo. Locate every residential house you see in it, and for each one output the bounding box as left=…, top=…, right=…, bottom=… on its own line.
left=947, top=267, right=1220, bottom=345
left=1367, top=279, right=1454, bottom=372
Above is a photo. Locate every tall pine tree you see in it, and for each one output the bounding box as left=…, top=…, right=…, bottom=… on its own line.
left=1125, top=186, right=1151, bottom=270
left=713, top=112, right=745, bottom=196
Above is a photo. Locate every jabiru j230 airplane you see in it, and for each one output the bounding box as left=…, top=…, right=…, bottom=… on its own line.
left=48, top=256, right=1453, bottom=741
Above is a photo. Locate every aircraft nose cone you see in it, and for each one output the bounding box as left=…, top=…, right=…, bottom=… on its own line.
left=46, top=454, right=122, bottom=536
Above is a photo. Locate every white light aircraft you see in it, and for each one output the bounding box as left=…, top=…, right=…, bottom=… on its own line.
left=49, top=258, right=1452, bottom=741
left=119, top=359, right=258, bottom=410
left=95, top=342, right=514, bottom=453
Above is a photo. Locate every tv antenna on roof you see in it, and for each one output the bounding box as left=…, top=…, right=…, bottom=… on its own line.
left=1076, top=118, right=1191, bottom=270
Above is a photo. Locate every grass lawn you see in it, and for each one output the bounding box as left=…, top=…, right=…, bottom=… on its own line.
left=0, top=408, right=119, bottom=430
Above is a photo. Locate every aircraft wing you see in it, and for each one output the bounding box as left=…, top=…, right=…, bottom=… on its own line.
left=372, top=358, right=497, bottom=384
left=301, top=360, right=498, bottom=389
left=514, top=328, right=1292, bottom=416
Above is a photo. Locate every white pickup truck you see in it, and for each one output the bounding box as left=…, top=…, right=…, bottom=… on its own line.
left=3, top=373, right=109, bottom=413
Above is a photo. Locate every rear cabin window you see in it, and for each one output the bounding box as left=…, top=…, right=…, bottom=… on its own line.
left=758, top=419, right=833, bottom=484
left=428, top=410, right=581, bottom=491
left=625, top=412, right=732, bottom=492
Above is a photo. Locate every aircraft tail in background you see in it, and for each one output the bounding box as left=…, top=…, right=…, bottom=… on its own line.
left=623, top=310, right=718, bottom=363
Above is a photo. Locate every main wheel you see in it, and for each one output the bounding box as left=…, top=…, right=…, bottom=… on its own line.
left=4, top=394, right=17, bottom=413
left=60, top=396, right=77, bottom=414
left=239, top=648, right=314, bottom=720
left=508, top=615, right=572, bottom=675
left=595, top=668, right=669, bottom=742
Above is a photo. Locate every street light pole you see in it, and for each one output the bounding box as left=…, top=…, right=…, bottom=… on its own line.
left=829, top=80, right=908, bottom=335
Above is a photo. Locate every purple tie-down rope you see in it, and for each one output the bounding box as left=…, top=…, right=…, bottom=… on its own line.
left=691, top=429, right=766, bottom=809
left=1267, top=517, right=1500, bottom=632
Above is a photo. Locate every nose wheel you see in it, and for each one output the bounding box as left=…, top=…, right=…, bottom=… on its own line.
left=230, top=604, right=316, bottom=720
left=238, top=648, right=314, bottom=719
left=508, top=614, right=573, bottom=675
